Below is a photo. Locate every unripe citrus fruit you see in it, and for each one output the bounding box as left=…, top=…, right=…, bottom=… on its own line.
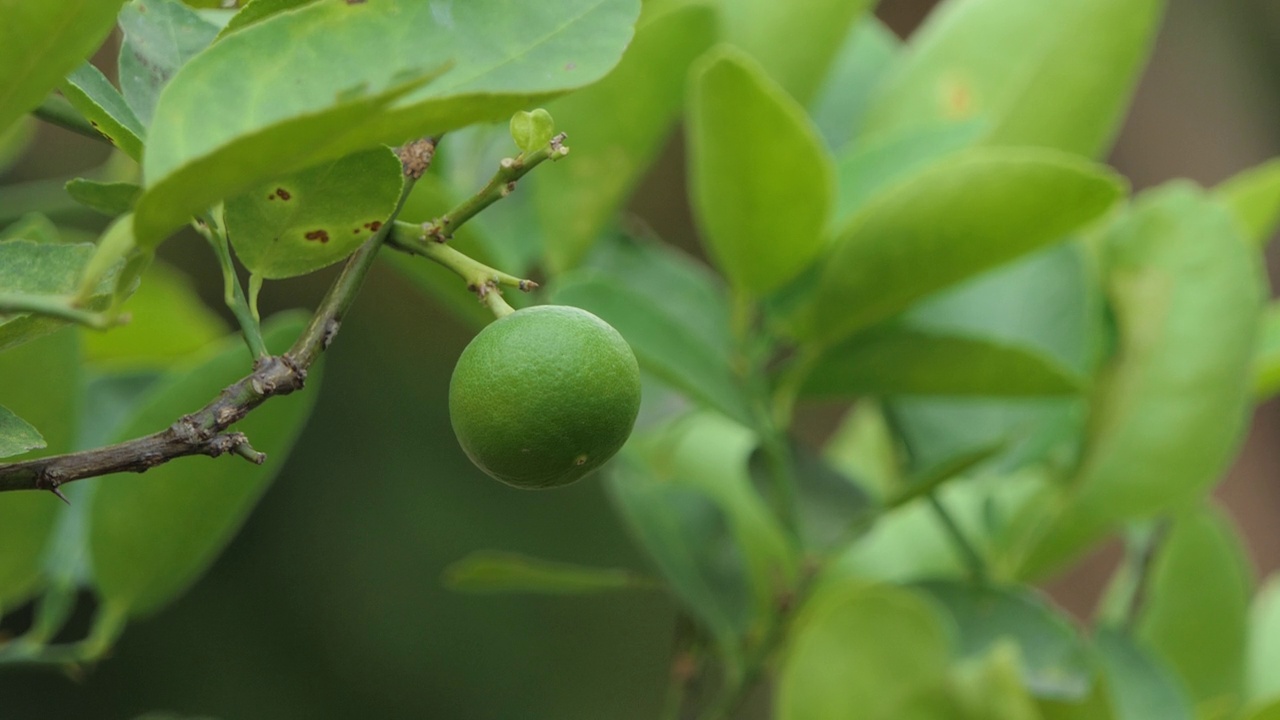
left=449, top=305, right=642, bottom=489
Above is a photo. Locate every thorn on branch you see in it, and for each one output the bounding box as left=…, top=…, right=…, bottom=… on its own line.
left=49, top=484, right=70, bottom=505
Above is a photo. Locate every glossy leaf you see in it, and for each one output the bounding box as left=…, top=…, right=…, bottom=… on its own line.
left=801, top=148, right=1122, bottom=345
left=224, top=146, right=403, bottom=279
left=90, top=313, right=320, bottom=616
left=801, top=324, right=1082, bottom=398
left=865, top=0, right=1164, bottom=158
left=1253, top=304, right=1280, bottom=401
left=65, top=179, right=142, bottom=217
left=535, top=1, right=716, bottom=271
left=443, top=551, right=653, bottom=595
left=1091, top=628, right=1194, bottom=720
left=61, top=63, right=146, bottom=162
left=1217, top=158, right=1280, bottom=247
left=809, top=18, right=901, bottom=150
left=1247, top=575, right=1280, bottom=705
left=82, top=259, right=225, bottom=370
left=0, top=329, right=81, bottom=610
left=118, top=0, right=221, bottom=126
left=0, top=240, right=115, bottom=352
left=1136, top=506, right=1252, bottom=716
left=777, top=581, right=951, bottom=720
left=718, top=0, right=875, bottom=104
left=0, top=0, right=127, bottom=134
left=0, top=405, right=44, bottom=459
left=1019, top=186, right=1264, bottom=576
left=917, top=580, right=1090, bottom=700
left=135, top=0, right=640, bottom=246
left=688, top=47, right=836, bottom=296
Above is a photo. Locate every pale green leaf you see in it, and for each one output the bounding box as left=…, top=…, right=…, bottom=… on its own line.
left=865, top=0, right=1164, bottom=158
left=809, top=18, right=901, bottom=150
left=0, top=0, right=127, bottom=134
left=118, top=0, right=221, bottom=126
left=135, top=0, right=640, bottom=246
left=1247, top=576, right=1280, bottom=705
left=508, top=109, right=555, bottom=156
left=1094, top=628, right=1194, bottom=720
left=688, top=46, right=835, bottom=295
left=0, top=405, right=44, bottom=459
left=61, top=63, right=146, bottom=162
left=1253, top=304, right=1280, bottom=401
left=224, top=146, right=403, bottom=278
left=65, top=179, right=142, bottom=217
left=801, top=148, right=1123, bottom=346
left=1217, top=158, right=1280, bottom=248
left=442, top=551, right=653, bottom=595
left=0, top=240, right=116, bottom=352
left=218, top=0, right=316, bottom=38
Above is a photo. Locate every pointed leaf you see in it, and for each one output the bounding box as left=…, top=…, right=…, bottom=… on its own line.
left=61, top=63, right=146, bottom=162
left=801, top=148, right=1122, bottom=345
left=117, top=0, right=221, bottom=126
left=443, top=551, right=653, bottom=595
left=866, top=0, right=1165, bottom=158
left=0, top=405, right=44, bottom=459
left=0, top=0, right=127, bottom=134
left=90, top=313, right=321, bottom=616
left=224, top=146, right=403, bottom=278
left=135, top=0, right=640, bottom=246
left=1217, top=158, right=1280, bottom=248
left=65, top=179, right=142, bottom=217
left=688, top=46, right=836, bottom=295
left=535, top=1, right=716, bottom=271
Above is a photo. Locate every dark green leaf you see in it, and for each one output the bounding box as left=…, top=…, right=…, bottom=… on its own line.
left=534, top=1, right=716, bottom=271
left=917, top=580, right=1091, bottom=700
left=0, top=240, right=115, bottom=352
left=688, top=46, right=836, bottom=295
left=0, top=0, right=127, bottom=134
left=1094, top=628, right=1194, bottom=720
left=777, top=581, right=951, bottom=720
left=61, top=63, right=146, bottom=162
left=1216, top=158, right=1280, bottom=247
left=118, top=0, right=220, bottom=126
left=1136, top=506, right=1252, bottom=716
left=865, top=0, right=1164, bottom=158
left=1019, top=186, right=1264, bottom=577
left=801, top=325, right=1082, bottom=398
left=719, top=0, right=875, bottom=104
left=89, top=312, right=320, bottom=616
left=135, top=0, right=640, bottom=246
left=442, top=551, right=654, bottom=595
left=1247, top=576, right=1280, bottom=705
left=0, top=405, right=44, bottom=459
left=800, top=148, right=1122, bottom=346
left=808, top=18, right=901, bottom=150
left=224, top=146, right=403, bottom=278
left=65, top=179, right=142, bottom=217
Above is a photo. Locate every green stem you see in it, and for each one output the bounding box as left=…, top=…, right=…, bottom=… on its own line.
left=31, top=95, right=104, bottom=143
left=195, top=214, right=268, bottom=359
left=0, top=293, right=120, bottom=330
left=386, top=221, right=536, bottom=321
left=926, top=493, right=988, bottom=584
left=422, top=133, right=569, bottom=242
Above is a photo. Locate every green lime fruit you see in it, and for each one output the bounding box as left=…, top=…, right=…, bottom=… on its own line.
left=449, top=305, right=642, bottom=489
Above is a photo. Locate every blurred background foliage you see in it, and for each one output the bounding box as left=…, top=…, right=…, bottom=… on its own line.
left=1, top=0, right=1278, bottom=717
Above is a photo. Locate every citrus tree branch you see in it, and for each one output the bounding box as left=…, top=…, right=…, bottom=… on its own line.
left=0, top=138, right=436, bottom=498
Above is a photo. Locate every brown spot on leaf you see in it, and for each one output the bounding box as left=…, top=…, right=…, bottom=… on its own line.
left=367, top=220, right=381, bottom=231
left=304, top=230, right=329, bottom=243
left=275, top=188, right=292, bottom=200
left=267, top=194, right=275, bottom=200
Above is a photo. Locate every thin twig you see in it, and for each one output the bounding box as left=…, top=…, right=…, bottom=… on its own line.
left=0, top=139, right=435, bottom=496
left=194, top=213, right=268, bottom=359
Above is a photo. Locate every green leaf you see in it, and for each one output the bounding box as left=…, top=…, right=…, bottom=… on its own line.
left=0, top=240, right=115, bottom=352
left=1093, top=628, right=1194, bottom=720
left=800, top=148, right=1123, bottom=346
left=1247, top=576, right=1280, bottom=705
left=917, top=580, right=1090, bottom=700
left=117, top=0, right=220, bottom=126
left=224, top=146, right=403, bottom=279
left=0, top=0, right=127, bottom=134
left=65, top=179, right=142, bottom=217
left=865, top=0, right=1164, bottom=158
left=808, top=18, right=901, bottom=150
left=508, top=109, right=556, bottom=156
left=747, top=440, right=873, bottom=553
left=1253, top=304, right=1280, bottom=401
left=442, top=551, right=653, bottom=595
left=89, top=312, right=320, bottom=616
left=0, top=405, right=44, bottom=459
left=135, top=0, right=640, bottom=246
left=777, top=581, right=951, bottom=720
left=0, top=213, right=61, bottom=244
left=688, top=46, right=836, bottom=296
left=1136, top=506, right=1253, bottom=716
left=217, top=0, right=316, bottom=38
left=0, top=329, right=81, bottom=610
left=1019, top=186, right=1264, bottom=577
left=61, top=63, right=146, bottom=162
left=0, top=118, right=35, bottom=176
left=82, top=259, right=225, bottom=370
left=1247, top=701, right=1280, bottom=720
left=718, top=0, right=875, bottom=104
left=1217, top=158, right=1280, bottom=247
left=535, top=1, right=716, bottom=272
left=801, top=324, right=1082, bottom=398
